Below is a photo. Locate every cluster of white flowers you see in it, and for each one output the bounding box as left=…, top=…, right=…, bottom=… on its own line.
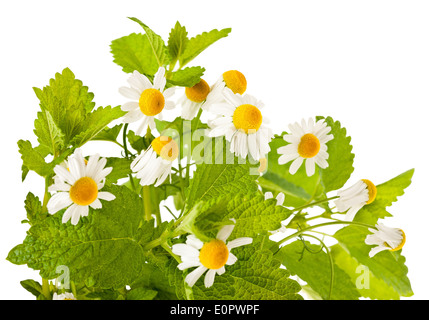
left=45, top=66, right=405, bottom=292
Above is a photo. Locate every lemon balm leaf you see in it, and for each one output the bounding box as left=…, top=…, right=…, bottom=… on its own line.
left=354, top=169, right=414, bottom=224
left=168, top=66, right=205, bottom=87
left=334, top=225, right=413, bottom=297
left=330, top=244, right=400, bottom=300
left=168, top=21, right=189, bottom=64
left=7, top=185, right=150, bottom=289
left=276, top=240, right=361, bottom=300
left=185, top=163, right=258, bottom=211
left=179, top=28, right=232, bottom=68
left=34, top=110, right=65, bottom=155
left=128, top=17, right=171, bottom=67
left=111, top=33, right=160, bottom=75
left=33, top=68, right=96, bottom=145
left=70, top=106, right=125, bottom=147
left=316, top=116, right=355, bottom=192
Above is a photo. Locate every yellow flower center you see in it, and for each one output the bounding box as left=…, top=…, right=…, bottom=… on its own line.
left=298, top=133, right=320, bottom=158
left=151, top=136, right=179, bottom=161
left=232, top=104, right=262, bottom=133
left=223, top=70, right=247, bottom=95
left=69, top=177, right=98, bottom=206
left=386, top=229, right=406, bottom=252
left=362, top=179, right=377, bottom=204
left=199, top=239, right=229, bottom=270
left=139, top=88, right=165, bottom=116
left=185, top=79, right=210, bottom=103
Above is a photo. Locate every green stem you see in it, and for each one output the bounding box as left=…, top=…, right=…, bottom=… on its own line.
left=142, top=186, right=152, bottom=221
left=292, top=196, right=339, bottom=213
left=123, top=123, right=130, bottom=158
left=42, top=278, right=51, bottom=300
left=301, top=233, right=334, bottom=300
left=277, top=220, right=377, bottom=247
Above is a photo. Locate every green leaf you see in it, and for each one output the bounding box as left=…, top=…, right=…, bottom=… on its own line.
left=316, top=116, right=355, bottom=192
left=193, top=194, right=292, bottom=240
left=192, top=236, right=302, bottom=300
left=330, top=244, right=400, bottom=299
left=127, top=129, right=153, bottom=154
left=7, top=185, right=149, bottom=289
left=104, top=157, right=133, bottom=185
left=34, top=110, right=65, bottom=155
left=20, top=279, right=43, bottom=298
left=168, top=21, right=189, bottom=63
left=23, top=192, right=47, bottom=225
left=70, top=106, right=125, bottom=147
left=168, top=66, right=205, bottom=87
left=111, top=33, right=160, bottom=75
left=276, top=240, right=360, bottom=300
left=258, top=133, right=322, bottom=207
left=33, top=68, right=95, bottom=144
left=185, top=163, right=258, bottom=211
left=354, top=169, right=414, bottom=224
left=17, top=140, right=65, bottom=177
left=92, top=124, right=123, bottom=144
left=128, top=17, right=171, bottom=67
left=126, top=287, right=158, bottom=300
left=334, top=225, right=413, bottom=297
left=179, top=28, right=231, bottom=67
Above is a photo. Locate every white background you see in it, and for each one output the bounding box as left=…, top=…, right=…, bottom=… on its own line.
left=0, top=0, right=428, bottom=300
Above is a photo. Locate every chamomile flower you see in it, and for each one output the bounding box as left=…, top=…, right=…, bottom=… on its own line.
left=207, top=88, right=273, bottom=160
left=277, top=118, right=334, bottom=176
left=213, top=70, right=248, bottom=95
left=119, top=67, right=175, bottom=135
left=52, top=292, right=76, bottom=300
left=131, top=136, right=179, bottom=187
left=47, top=149, right=115, bottom=225
left=178, top=78, right=223, bottom=120
left=172, top=221, right=253, bottom=288
left=334, top=179, right=377, bottom=221
left=264, top=191, right=285, bottom=206
left=365, top=223, right=406, bottom=257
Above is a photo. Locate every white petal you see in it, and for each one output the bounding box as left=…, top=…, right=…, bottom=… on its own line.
left=264, top=192, right=273, bottom=200
left=119, top=86, right=141, bottom=100
left=204, top=269, right=217, bottom=288
left=172, top=243, right=200, bottom=258
left=123, top=108, right=144, bottom=124
left=54, top=165, right=76, bottom=185
left=305, top=157, right=316, bottom=176
left=248, top=133, right=258, bottom=161
left=276, top=193, right=285, bottom=206
left=89, top=198, right=102, bottom=209
left=97, top=192, right=116, bottom=201
left=47, top=192, right=72, bottom=214
left=289, top=157, right=304, bottom=174
left=216, top=223, right=235, bottom=242
left=184, top=265, right=207, bottom=287
left=121, top=101, right=139, bottom=112
left=227, top=237, right=253, bottom=249
left=225, top=252, right=238, bottom=265
left=62, top=204, right=78, bottom=224
left=178, top=261, right=202, bottom=270
left=186, top=235, right=204, bottom=250
left=153, top=67, right=166, bottom=91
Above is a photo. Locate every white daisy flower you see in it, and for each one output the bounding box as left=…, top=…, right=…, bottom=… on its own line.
left=334, top=179, right=377, bottom=221
left=365, top=223, right=406, bottom=257
left=207, top=88, right=273, bottom=160
left=277, top=118, right=334, bottom=176
left=47, top=148, right=116, bottom=225
left=119, top=67, right=175, bottom=135
left=264, top=191, right=285, bottom=206
left=171, top=221, right=253, bottom=288
left=213, top=69, right=248, bottom=96
left=131, top=136, right=179, bottom=187
left=178, top=78, right=223, bottom=120
left=52, top=292, right=76, bottom=300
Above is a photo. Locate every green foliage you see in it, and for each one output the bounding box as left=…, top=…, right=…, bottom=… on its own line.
left=277, top=240, right=360, bottom=300
left=8, top=18, right=415, bottom=301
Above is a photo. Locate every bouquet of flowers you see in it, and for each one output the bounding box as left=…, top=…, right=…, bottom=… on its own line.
left=7, top=18, right=414, bottom=300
